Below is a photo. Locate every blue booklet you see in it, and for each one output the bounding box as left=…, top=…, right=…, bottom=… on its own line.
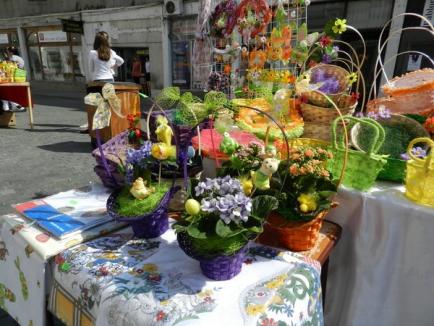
left=13, top=184, right=112, bottom=239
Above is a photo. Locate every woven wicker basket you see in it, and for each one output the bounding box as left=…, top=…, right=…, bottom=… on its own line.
left=262, top=210, right=328, bottom=251
left=303, top=64, right=350, bottom=108
left=405, top=137, right=434, bottom=208
left=329, top=116, right=388, bottom=191
left=301, top=103, right=356, bottom=142
left=352, top=114, right=429, bottom=183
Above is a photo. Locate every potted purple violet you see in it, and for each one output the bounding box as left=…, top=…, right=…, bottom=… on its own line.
left=173, top=176, right=278, bottom=280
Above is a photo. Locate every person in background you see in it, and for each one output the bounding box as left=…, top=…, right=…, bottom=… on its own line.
left=81, top=31, right=124, bottom=132
left=88, top=31, right=124, bottom=83
left=1, top=47, right=26, bottom=113
left=131, top=56, right=142, bottom=85
left=144, top=56, right=151, bottom=95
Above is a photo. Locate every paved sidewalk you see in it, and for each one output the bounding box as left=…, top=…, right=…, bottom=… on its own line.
left=0, top=102, right=99, bottom=216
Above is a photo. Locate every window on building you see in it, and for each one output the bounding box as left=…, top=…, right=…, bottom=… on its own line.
left=25, top=27, right=83, bottom=82
left=0, top=30, right=20, bottom=60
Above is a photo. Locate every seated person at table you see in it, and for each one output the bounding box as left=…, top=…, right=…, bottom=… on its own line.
left=1, top=47, right=26, bottom=113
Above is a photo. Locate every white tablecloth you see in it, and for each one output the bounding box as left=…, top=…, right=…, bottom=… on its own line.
left=325, top=183, right=434, bottom=326
left=49, top=228, right=324, bottom=326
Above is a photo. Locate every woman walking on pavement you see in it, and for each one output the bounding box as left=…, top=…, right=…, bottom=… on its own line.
left=81, top=31, right=124, bottom=132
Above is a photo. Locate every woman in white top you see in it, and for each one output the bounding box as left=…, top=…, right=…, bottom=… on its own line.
left=81, top=32, right=124, bottom=133
left=88, top=31, right=124, bottom=82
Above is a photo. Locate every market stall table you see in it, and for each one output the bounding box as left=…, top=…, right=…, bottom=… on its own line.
left=0, top=82, right=34, bottom=129
left=325, top=182, right=434, bottom=326
left=0, top=186, right=339, bottom=326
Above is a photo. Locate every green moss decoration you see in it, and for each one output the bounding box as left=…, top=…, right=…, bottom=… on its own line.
left=189, top=233, right=248, bottom=257
left=115, top=182, right=170, bottom=217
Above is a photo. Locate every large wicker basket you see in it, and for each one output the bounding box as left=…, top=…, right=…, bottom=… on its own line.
left=301, top=102, right=356, bottom=142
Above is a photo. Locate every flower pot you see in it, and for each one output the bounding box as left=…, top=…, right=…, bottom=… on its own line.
left=261, top=210, right=328, bottom=251
left=106, top=186, right=178, bottom=238
left=177, top=232, right=247, bottom=281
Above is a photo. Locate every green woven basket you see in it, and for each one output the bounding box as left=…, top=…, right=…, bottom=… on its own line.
left=328, top=116, right=388, bottom=191
left=351, top=115, right=430, bottom=183
left=377, top=158, right=406, bottom=182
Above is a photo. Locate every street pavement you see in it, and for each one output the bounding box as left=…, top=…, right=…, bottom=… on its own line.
left=0, top=96, right=99, bottom=216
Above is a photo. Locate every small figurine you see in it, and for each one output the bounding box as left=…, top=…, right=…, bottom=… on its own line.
left=151, top=143, right=176, bottom=161
left=130, top=178, right=155, bottom=200
left=155, top=115, right=173, bottom=146
left=240, top=176, right=254, bottom=196
left=251, top=158, right=280, bottom=190
left=219, top=132, right=239, bottom=155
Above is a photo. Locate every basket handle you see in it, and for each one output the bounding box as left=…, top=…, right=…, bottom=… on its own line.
left=376, top=13, right=434, bottom=86
left=332, top=116, right=384, bottom=155
left=407, top=137, right=434, bottom=171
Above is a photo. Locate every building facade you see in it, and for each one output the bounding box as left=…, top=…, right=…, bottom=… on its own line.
left=0, top=0, right=431, bottom=94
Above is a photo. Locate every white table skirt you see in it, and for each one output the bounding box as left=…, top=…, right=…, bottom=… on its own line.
left=325, top=183, right=434, bottom=326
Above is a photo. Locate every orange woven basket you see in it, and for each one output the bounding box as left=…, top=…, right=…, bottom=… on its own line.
left=260, top=211, right=328, bottom=251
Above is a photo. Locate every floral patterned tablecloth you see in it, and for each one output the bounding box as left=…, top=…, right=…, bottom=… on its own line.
left=48, top=228, right=323, bottom=326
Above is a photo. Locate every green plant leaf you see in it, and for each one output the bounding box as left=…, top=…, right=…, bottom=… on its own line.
left=318, top=190, right=336, bottom=198
left=187, top=224, right=207, bottom=239
left=215, top=219, right=245, bottom=238
left=251, top=195, right=279, bottom=220
left=247, top=225, right=263, bottom=234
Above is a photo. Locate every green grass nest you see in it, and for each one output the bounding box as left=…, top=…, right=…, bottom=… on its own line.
left=115, top=182, right=170, bottom=217
left=188, top=233, right=248, bottom=257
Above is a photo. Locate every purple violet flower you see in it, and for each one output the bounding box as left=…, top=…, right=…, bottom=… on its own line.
left=196, top=176, right=251, bottom=224
left=400, top=147, right=427, bottom=161
left=322, top=54, right=332, bottom=64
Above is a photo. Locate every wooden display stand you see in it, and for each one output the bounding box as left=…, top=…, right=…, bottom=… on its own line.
left=0, top=82, right=34, bottom=129
left=0, top=112, right=16, bottom=127
left=86, top=82, right=142, bottom=144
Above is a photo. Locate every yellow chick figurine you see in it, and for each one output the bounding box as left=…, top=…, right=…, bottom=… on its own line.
left=297, top=193, right=318, bottom=213
left=155, top=115, right=173, bottom=146
left=239, top=176, right=254, bottom=196
left=130, top=177, right=155, bottom=200
left=151, top=143, right=177, bottom=161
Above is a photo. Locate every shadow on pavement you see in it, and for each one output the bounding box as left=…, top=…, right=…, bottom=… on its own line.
left=26, top=127, right=80, bottom=134
left=34, top=123, right=79, bottom=128
left=38, top=141, right=92, bottom=153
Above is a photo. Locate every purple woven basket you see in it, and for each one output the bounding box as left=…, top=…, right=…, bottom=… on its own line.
left=177, top=232, right=247, bottom=281
left=107, top=186, right=179, bottom=238
left=92, top=131, right=129, bottom=189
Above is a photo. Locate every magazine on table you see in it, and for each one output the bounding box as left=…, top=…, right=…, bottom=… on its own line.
left=12, top=184, right=113, bottom=239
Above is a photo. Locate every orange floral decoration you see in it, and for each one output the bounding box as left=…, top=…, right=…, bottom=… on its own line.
left=249, top=50, right=267, bottom=69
